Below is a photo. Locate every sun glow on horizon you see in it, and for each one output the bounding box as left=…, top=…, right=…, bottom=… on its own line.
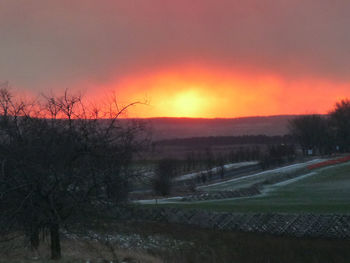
left=169, top=89, right=206, bottom=117
left=85, top=64, right=350, bottom=118
left=96, top=65, right=283, bottom=118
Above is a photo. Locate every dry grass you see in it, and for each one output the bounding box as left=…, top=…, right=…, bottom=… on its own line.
left=2, top=221, right=350, bottom=263
left=0, top=236, right=162, bottom=263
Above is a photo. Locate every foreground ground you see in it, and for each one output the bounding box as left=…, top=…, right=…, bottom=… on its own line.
left=1, top=221, right=350, bottom=263
left=3, top=160, right=350, bottom=262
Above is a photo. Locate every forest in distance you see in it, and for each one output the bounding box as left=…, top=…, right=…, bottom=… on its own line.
left=135, top=115, right=298, bottom=140
left=156, top=134, right=294, bottom=147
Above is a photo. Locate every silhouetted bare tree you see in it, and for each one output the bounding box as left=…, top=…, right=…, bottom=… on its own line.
left=0, top=87, right=148, bottom=259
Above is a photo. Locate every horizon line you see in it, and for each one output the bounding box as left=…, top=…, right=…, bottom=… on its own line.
left=120, top=113, right=327, bottom=120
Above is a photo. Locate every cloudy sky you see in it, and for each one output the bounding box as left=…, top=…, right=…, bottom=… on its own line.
left=1, top=0, right=350, bottom=117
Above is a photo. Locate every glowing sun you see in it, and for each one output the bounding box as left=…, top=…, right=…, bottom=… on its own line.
left=172, top=90, right=204, bottom=117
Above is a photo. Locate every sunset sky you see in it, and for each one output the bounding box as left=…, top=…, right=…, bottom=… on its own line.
left=1, top=0, right=350, bottom=118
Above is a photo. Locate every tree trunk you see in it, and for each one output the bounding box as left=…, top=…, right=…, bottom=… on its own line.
left=50, top=223, right=61, bottom=260
left=30, top=225, right=40, bottom=251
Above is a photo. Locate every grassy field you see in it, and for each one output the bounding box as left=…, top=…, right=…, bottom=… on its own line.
left=198, top=160, right=319, bottom=192
left=151, top=162, right=350, bottom=213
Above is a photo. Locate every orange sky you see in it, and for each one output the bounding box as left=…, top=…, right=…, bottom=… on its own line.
left=2, top=1, right=350, bottom=118
left=86, top=64, right=350, bottom=118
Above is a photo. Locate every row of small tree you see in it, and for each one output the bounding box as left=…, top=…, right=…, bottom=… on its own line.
left=289, top=99, right=350, bottom=155
left=183, top=147, right=263, bottom=173
left=259, top=144, right=296, bottom=169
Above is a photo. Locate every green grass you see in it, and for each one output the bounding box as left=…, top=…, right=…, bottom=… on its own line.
left=150, top=162, right=350, bottom=213
left=199, top=160, right=321, bottom=192
left=199, top=169, right=302, bottom=192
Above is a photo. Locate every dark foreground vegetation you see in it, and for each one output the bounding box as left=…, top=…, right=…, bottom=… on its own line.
left=1, top=221, right=350, bottom=263
left=0, top=86, right=149, bottom=259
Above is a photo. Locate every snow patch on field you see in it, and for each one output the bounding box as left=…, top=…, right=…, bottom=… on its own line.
left=265, top=161, right=350, bottom=190
left=63, top=230, right=192, bottom=250
left=136, top=196, right=183, bottom=204
left=135, top=158, right=335, bottom=204
left=199, top=158, right=324, bottom=190
left=175, top=161, right=258, bottom=181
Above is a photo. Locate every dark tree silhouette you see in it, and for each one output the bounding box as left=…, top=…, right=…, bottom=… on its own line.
left=289, top=115, right=331, bottom=155
left=153, top=158, right=178, bottom=196
left=0, top=88, right=148, bottom=259
left=330, top=99, right=350, bottom=152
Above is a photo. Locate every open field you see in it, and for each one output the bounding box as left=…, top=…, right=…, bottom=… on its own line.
left=197, top=159, right=322, bottom=191
left=149, top=162, right=350, bottom=213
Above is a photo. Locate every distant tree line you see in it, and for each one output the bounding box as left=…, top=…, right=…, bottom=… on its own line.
left=182, top=146, right=263, bottom=173
left=289, top=99, right=350, bottom=155
left=156, top=134, right=294, bottom=147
